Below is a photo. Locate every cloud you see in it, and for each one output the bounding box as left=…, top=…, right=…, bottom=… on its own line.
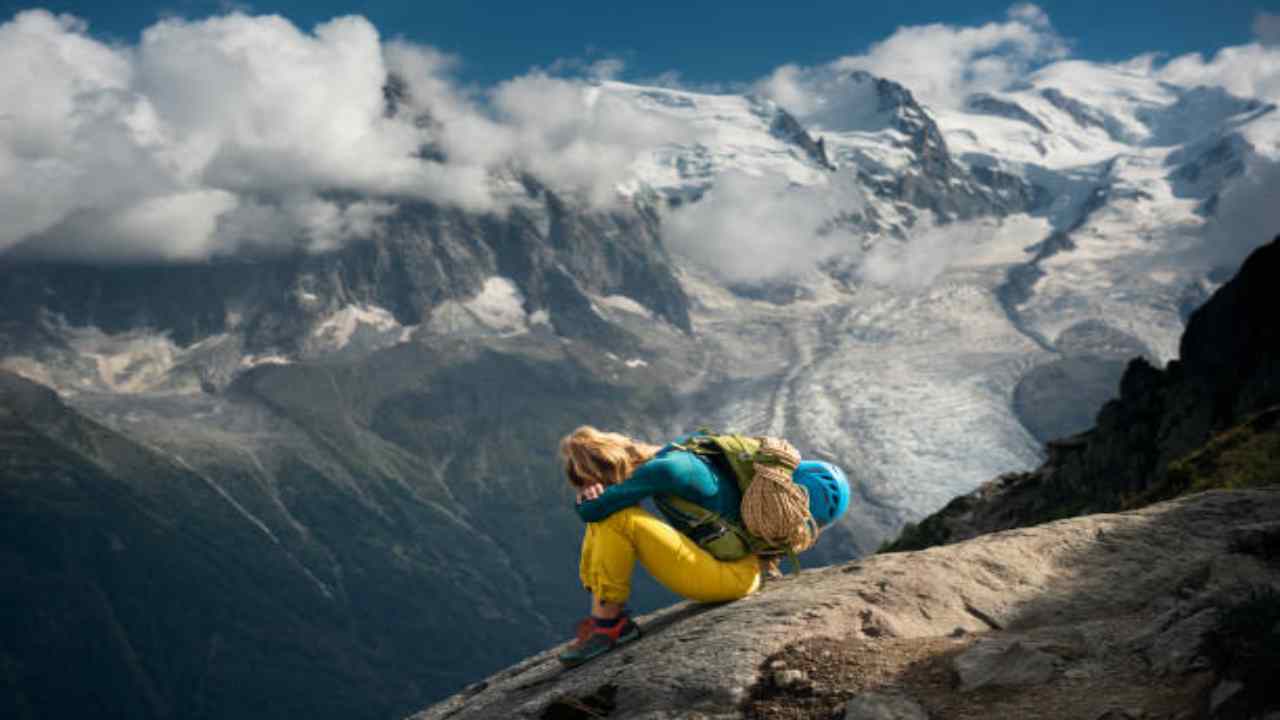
left=0, top=9, right=686, bottom=262
left=1156, top=41, right=1280, bottom=101
left=662, top=169, right=984, bottom=290
left=1006, top=3, right=1051, bottom=29
left=662, top=171, right=865, bottom=283
left=1256, top=12, right=1280, bottom=46
left=491, top=72, right=690, bottom=205
left=758, top=3, right=1068, bottom=118
left=1199, top=160, right=1280, bottom=270
left=544, top=55, right=627, bottom=81
left=857, top=223, right=977, bottom=290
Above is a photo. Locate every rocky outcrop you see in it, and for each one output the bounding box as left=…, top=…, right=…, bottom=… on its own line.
left=412, top=489, right=1280, bottom=720
left=1040, top=88, right=1132, bottom=142
left=769, top=108, right=836, bottom=171
left=964, top=93, right=1050, bottom=133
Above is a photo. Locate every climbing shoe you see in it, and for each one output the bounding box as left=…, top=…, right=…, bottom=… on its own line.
left=557, top=614, right=641, bottom=667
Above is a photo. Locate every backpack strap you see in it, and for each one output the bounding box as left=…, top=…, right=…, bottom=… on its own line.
left=653, top=494, right=752, bottom=562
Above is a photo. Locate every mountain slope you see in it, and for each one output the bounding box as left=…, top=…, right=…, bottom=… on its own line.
left=0, top=372, right=406, bottom=720
left=0, top=332, right=683, bottom=718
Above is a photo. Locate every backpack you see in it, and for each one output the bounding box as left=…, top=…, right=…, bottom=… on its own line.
left=652, top=432, right=819, bottom=570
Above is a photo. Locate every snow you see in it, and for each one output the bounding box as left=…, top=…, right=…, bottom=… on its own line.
left=601, top=82, right=832, bottom=200
left=240, top=354, right=292, bottom=369
left=310, top=304, right=401, bottom=352
left=59, top=326, right=180, bottom=394
left=466, top=277, right=528, bottom=330
left=425, top=277, right=532, bottom=337
left=594, top=294, right=654, bottom=319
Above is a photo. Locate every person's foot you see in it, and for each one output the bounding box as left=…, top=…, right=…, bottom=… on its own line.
left=759, top=556, right=784, bottom=580
left=557, top=614, right=641, bottom=667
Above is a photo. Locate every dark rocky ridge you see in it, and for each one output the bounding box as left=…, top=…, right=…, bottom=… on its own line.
left=964, top=92, right=1050, bottom=133
left=769, top=108, right=835, bottom=171
left=1040, top=88, right=1132, bottom=142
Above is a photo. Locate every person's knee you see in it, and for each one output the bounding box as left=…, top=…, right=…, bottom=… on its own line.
left=595, top=505, right=648, bottom=532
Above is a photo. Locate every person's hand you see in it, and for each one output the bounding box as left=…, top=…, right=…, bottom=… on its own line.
left=576, top=482, right=604, bottom=504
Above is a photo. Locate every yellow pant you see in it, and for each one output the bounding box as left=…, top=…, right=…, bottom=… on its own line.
left=579, top=506, right=761, bottom=605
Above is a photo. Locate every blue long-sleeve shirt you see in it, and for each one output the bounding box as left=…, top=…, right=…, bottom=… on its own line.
left=574, top=445, right=743, bottom=524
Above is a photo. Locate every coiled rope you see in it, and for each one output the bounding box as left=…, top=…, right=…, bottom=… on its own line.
left=740, top=437, right=819, bottom=553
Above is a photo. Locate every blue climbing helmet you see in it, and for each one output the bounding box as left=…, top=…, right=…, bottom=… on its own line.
left=792, top=461, right=850, bottom=527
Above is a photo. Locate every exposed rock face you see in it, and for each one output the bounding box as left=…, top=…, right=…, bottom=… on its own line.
left=964, top=93, right=1050, bottom=133
left=952, top=639, right=1059, bottom=691
left=769, top=109, right=836, bottom=171
left=828, top=71, right=1040, bottom=221
left=411, top=489, right=1280, bottom=720
left=1040, top=88, right=1131, bottom=141
left=842, top=692, right=928, bottom=720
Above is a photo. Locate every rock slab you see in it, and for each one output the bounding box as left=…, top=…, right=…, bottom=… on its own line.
left=844, top=692, right=929, bottom=720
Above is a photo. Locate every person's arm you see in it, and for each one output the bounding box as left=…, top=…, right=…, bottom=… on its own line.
left=575, top=451, right=715, bottom=522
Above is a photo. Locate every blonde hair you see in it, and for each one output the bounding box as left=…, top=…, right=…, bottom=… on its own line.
left=559, top=426, right=662, bottom=488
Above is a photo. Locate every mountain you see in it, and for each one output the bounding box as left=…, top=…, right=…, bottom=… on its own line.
left=2, top=61, right=1279, bottom=715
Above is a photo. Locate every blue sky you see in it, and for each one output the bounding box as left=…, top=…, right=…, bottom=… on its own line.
left=6, top=0, right=1277, bottom=86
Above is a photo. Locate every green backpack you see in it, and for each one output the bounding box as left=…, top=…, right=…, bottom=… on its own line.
left=652, top=432, right=813, bottom=569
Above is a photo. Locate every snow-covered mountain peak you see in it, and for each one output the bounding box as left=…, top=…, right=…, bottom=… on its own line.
left=940, top=60, right=1277, bottom=171
left=601, top=81, right=835, bottom=202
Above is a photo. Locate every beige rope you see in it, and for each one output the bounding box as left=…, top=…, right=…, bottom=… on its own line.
left=740, top=438, right=819, bottom=553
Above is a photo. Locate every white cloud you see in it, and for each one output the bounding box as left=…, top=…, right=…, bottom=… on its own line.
left=1199, top=160, right=1280, bottom=269
left=759, top=3, right=1068, bottom=117
left=1156, top=42, right=1280, bottom=101
left=491, top=72, right=691, bottom=205
left=35, top=190, right=239, bottom=262
left=1007, top=3, right=1051, bottom=29
left=857, top=223, right=977, bottom=290
left=0, top=9, right=688, bottom=262
left=756, top=64, right=892, bottom=132
left=545, top=55, right=627, bottom=81
left=663, top=171, right=865, bottom=283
